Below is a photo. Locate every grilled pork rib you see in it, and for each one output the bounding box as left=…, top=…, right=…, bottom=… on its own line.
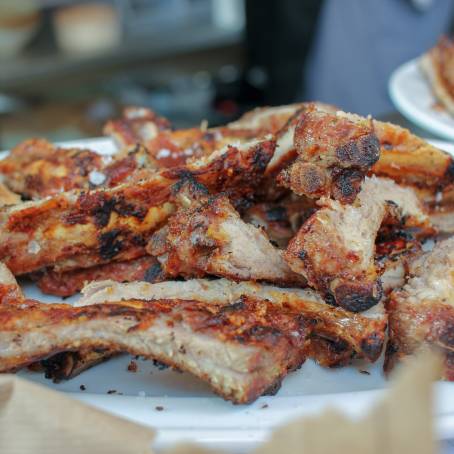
left=147, top=184, right=304, bottom=286
left=0, top=262, right=115, bottom=380
left=0, top=295, right=309, bottom=404
left=0, top=139, right=105, bottom=198
left=79, top=278, right=387, bottom=364
left=385, top=237, right=454, bottom=380
left=285, top=177, right=433, bottom=312
left=277, top=106, right=380, bottom=204
left=371, top=120, right=454, bottom=191
left=105, top=104, right=303, bottom=170
left=104, top=106, right=172, bottom=150
left=0, top=138, right=160, bottom=199
left=0, top=137, right=275, bottom=275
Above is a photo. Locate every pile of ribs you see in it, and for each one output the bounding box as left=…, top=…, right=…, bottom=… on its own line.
left=0, top=102, right=453, bottom=403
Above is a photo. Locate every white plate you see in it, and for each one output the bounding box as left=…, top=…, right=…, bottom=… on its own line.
left=389, top=58, right=454, bottom=141
left=7, top=137, right=454, bottom=452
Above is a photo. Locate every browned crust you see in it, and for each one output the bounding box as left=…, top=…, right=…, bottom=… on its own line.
left=371, top=120, right=454, bottom=190
left=0, top=139, right=105, bottom=198
left=278, top=106, right=380, bottom=203
left=385, top=300, right=454, bottom=380
left=284, top=198, right=384, bottom=313
left=306, top=336, right=355, bottom=368
left=78, top=279, right=387, bottom=364
left=0, top=296, right=309, bottom=404
left=148, top=186, right=304, bottom=286
left=0, top=138, right=275, bottom=275
left=105, top=105, right=289, bottom=169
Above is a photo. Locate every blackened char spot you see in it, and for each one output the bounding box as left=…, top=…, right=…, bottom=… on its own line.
left=171, top=173, right=209, bottom=197
left=144, top=263, right=163, bottom=283
left=238, top=325, right=282, bottom=343
left=360, top=332, right=384, bottom=362
left=99, top=229, right=123, bottom=260
left=92, top=198, right=116, bottom=228
left=446, top=159, right=454, bottom=181
left=325, top=337, right=350, bottom=355
left=383, top=340, right=399, bottom=375
left=114, top=197, right=147, bottom=220
left=131, top=235, right=147, bottom=247
left=332, top=169, right=363, bottom=203
left=261, top=379, right=283, bottom=397
left=152, top=359, right=169, bottom=370
left=92, top=196, right=147, bottom=228
left=358, top=134, right=380, bottom=166
left=251, top=145, right=272, bottom=172
left=335, top=134, right=380, bottom=168
left=336, top=293, right=380, bottom=313
left=324, top=292, right=337, bottom=307
left=333, top=281, right=383, bottom=312
left=298, top=163, right=325, bottom=195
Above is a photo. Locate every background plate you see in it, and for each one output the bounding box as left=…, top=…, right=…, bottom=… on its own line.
left=389, top=59, right=454, bottom=141
left=9, top=137, right=454, bottom=452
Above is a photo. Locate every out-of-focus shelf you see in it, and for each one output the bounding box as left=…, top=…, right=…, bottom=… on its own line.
left=0, top=25, right=243, bottom=90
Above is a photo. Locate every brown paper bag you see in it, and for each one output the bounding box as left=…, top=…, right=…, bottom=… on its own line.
left=0, top=375, right=155, bottom=454
left=252, top=351, right=441, bottom=454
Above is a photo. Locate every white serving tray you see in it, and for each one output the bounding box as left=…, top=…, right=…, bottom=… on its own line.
left=389, top=58, right=454, bottom=141
left=6, top=137, right=454, bottom=452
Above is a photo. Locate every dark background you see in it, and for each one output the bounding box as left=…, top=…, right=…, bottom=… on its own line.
left=0, top=0, right=452, bottom=149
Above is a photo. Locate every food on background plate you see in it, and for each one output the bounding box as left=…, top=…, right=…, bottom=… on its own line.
left=420, top=37, right=454, bottom=116
left=0, top=102, right=452, bottom=403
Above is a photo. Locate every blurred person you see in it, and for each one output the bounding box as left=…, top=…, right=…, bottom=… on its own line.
left=304, top=0, right=454, bottom=116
